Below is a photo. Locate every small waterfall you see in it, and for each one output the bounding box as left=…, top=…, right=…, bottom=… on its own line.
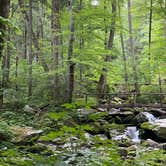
left=126, top=126, right=140, bottom=143
left=142, top=112, right=156, bottom=123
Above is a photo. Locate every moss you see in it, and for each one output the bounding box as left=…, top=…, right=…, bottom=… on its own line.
left=141, top=122, right=157, bottom=130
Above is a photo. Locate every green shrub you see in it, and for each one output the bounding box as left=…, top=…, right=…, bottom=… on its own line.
left=137, top=85, right=161, bottom=104
left=0, top=121, right=13, bottom=141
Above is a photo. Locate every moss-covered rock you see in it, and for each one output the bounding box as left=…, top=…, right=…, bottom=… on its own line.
left=10, top=126, right=43, bottom=144
left=141, top=122, right=157, bottom=130
left=141, top=119, right=166, bottom=141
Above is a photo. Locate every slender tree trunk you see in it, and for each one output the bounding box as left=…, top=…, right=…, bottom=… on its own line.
left=0, top=0, right=10, bottom=108
left=51, top=0, right=60, bottom=100
left=148, top=0, right=153, bottom=83
left=118, top=1, right=128, bottom=91
left=28, top=0, right=33, bottom=97
left=2, top=29, right=11, bottom=89
left=79, top=0, right=83, bottom=90
left=23, top=21, right=27, bottom=59
left=127, top=0, right=138, bottom=93
left=67, top=0, right=75, bottom=103
left=15, top=56, right=19, bottom=91
left=97, top=0, right=116, bottom=103
left=0, top=0, right=10, bottom=59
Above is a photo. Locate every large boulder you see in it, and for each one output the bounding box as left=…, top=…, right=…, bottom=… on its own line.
left=148, top=108, right=166, bottom=118
left=135, top=112, right=156, bottom=124
left=10, top=126, right=43, bottom=144
left=141, top=119, right=166, bottom=141
left=153, top=119, right=166, bottom=140
left=106, top=108, right=135, bottom=124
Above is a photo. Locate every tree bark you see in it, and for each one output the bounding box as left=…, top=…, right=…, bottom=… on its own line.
left=0, top=0, right=10, bottom=59
left=28, top=0, right=33, bottom=97
left=51, top=0, right=60, bottom=100
left=2, top=29, right=11, bottom=89
left=0, top=0, right=10, bottom=108
left=15, top=56, right=19, bottom=91
left=23, top=22, right=27, bottom=59
left=148, top=0, right=153, bottom=83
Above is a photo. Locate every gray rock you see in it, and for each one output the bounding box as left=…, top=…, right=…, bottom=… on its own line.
left=141, top=119, right=166, bottom=141
left=97, top=108, right=107, bottom=112
left=154, top=119, right=166, bottom=140
left=135, top=112, right=156, bottom=124
left=159, top=143, right=166, bottom=150
left=127, top=145, right=137, bottom=152
left=145, top=139, right=160, bottom=148
left=24, top=105, right=34, bottom=113
left=148, top=108, right=166, bottom=117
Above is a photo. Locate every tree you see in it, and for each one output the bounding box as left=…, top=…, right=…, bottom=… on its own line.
left=67, top=0, right=75, bottom=103
left=127, top=0, right=138, bottom=93
left=28, top=0, right=33, bottom=98
left=18, top=0, right=49, bottom=73
left=118, top=0, right=128, bottom=91
left=97, top=0, right=116, bottom=103
left=0, top=0, right=10, bottom=108
left=0, top=0, right=10, bottom=59
left=148, top=0, right=153, bottom=83
left=51, top=0, right=60, bottom=100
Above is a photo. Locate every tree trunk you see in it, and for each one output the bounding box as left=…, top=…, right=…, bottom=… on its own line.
left=0, top=0, right=10, bottom=109
left=127, top=0, right=138, bottom=93
left=28, top=0, right=33, bottom=97
left=23, top=21, right=27, bottom=59
left=148, top=0, right=153, bottom=83
left=118, top=1, right=128, bottom=91
left=79, top=0, right=83, bottom=91
left=97, top=0, right=116, bottom=103
left=2, top=29, right=11, bottom=89
left=15, top=56, right=19, bottom=91
left=51, top=0, right=60, bottom=100
left=0, top=0, right=10, bottom=59
left=67, top=0, right=75, bottom=103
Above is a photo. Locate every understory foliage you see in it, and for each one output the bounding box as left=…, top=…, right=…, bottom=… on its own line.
left=0, top=0, right=165, bottom=105
left=0, top=0, right=166, bottom=165
left=0, top=103, right=165, bottom=165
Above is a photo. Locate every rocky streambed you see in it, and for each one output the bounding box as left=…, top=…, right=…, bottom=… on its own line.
left=1, top=105, right=166, bottom=165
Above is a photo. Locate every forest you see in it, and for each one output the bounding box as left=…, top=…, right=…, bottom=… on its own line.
left=0, top=0, right=166, bottom=165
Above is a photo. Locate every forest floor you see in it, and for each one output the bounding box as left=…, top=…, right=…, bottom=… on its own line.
left=0, top=103, right=166, bottom=166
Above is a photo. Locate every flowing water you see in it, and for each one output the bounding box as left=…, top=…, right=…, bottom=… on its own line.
left=142, top=112, right=156, bottom=123
left=126, top=126, right=140, bottom=143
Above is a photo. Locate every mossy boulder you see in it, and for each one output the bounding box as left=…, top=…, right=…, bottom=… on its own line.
left=10, top=126, right=43, bottom=144
left=141, top=122, right=157, bottom=130
left=141, top=119, right=166, bottom=141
